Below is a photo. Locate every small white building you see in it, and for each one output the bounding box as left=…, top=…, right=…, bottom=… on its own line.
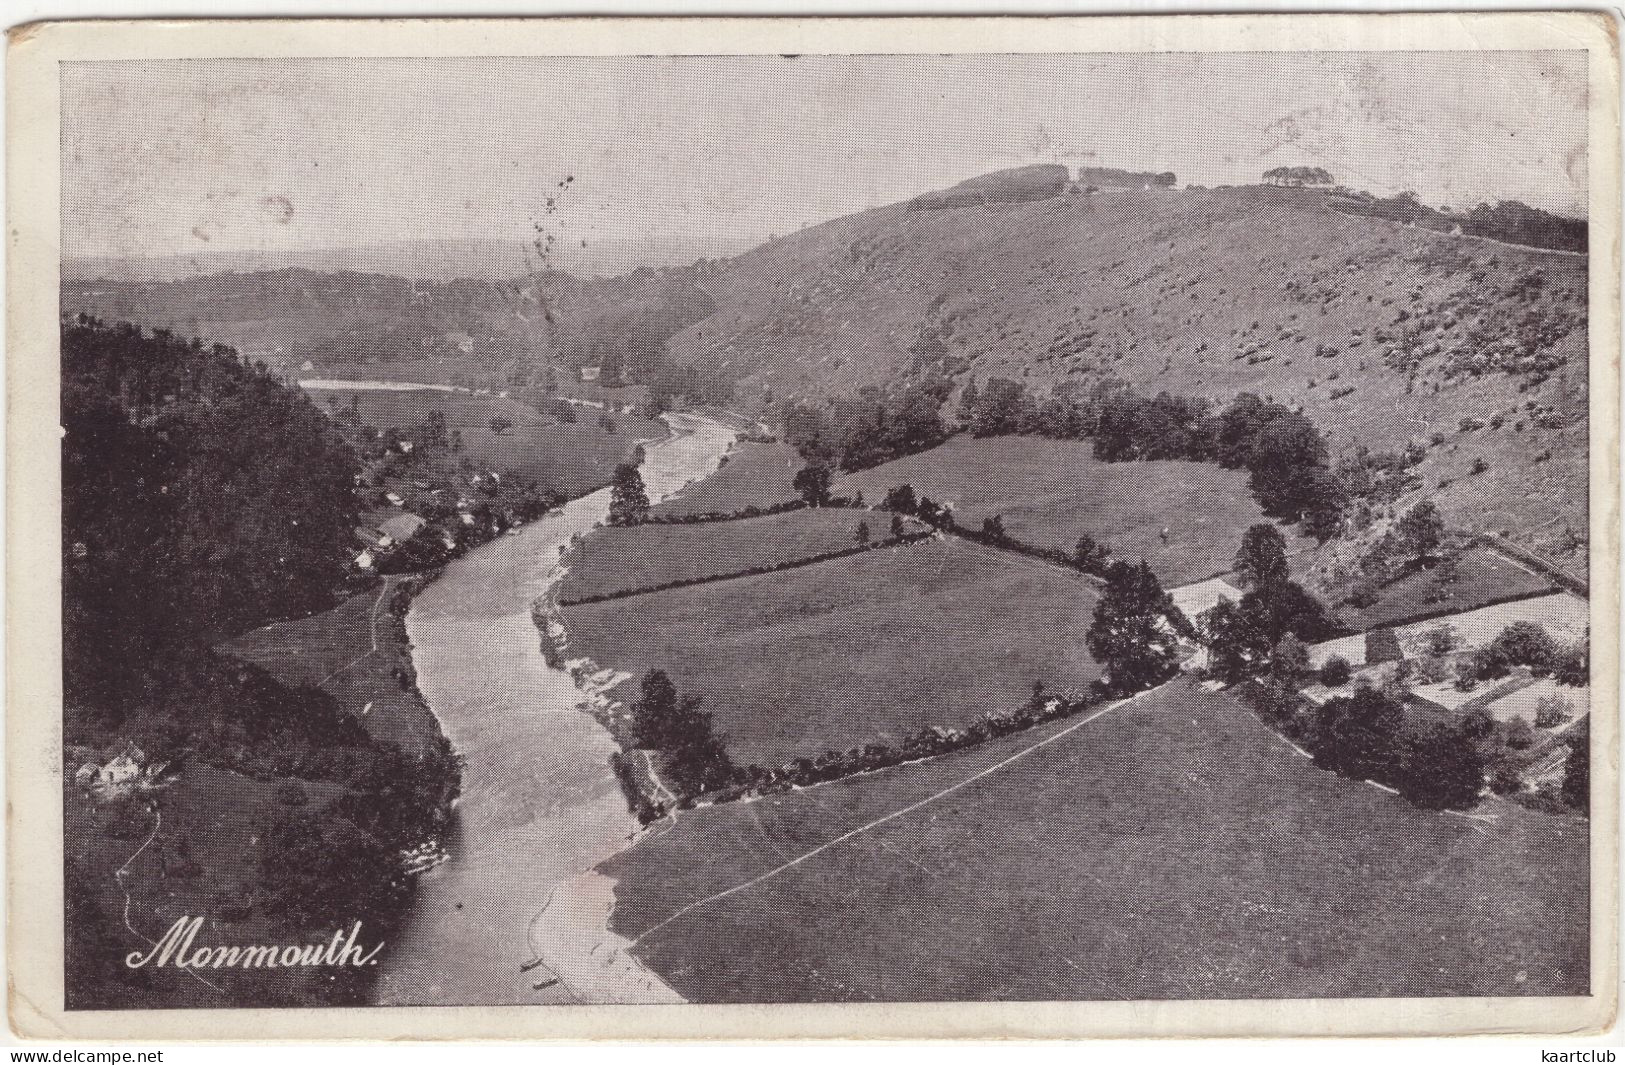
left=99, top=753, right=142, bottom=787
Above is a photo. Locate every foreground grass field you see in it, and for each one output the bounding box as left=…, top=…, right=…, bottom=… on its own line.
left=561, top=537, right=1103, bottom=766
left=217, top=577, right=441, bottom=757
left=600, top=679, right=1588, bottom=1002
left=839, top=435, right=1300, bottom=588
left=651, top=439, right=805, bottom=517
left=558, top=508, right=909, bottom=602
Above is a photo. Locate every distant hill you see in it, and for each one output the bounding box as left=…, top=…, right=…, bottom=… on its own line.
left=664, top=182, right=1589, bottom=570
left=63, top=177, right=1592, bottom=573
left=63, top=234, right=758, bottom=285
left=62, top=263, right=718, bottom=387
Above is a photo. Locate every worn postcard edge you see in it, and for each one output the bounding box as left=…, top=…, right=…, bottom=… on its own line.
left=5, top=12, right=1620, bottom=1042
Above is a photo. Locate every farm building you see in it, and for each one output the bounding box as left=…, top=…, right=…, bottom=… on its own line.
left=1480, top=676, right=1589, bottom=727
left=377, top=513, right=429, bottom=543
left=579, top=366, right=602, bottom=382
left=1168, top=577, right=1244, bottom=622
left=100, top=753, right=142, bottom=786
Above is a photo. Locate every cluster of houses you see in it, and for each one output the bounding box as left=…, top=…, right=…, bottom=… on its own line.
left=353, top=511, right=437, bottom=570
left=71, top=741, right=171, bottom=796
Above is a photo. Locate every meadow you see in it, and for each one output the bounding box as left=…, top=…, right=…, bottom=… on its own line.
left=651, top=439, right=805, bottom=517
left=1333, top=544, right=1555, bottom=631
left=557, top=508, right=904, bottom=603
left=839, top=435, right=1297, bottom=588
left=601, top=680, right=1589, bottom=1002
left=217, top=576, right=442, bottom=758
left=561, top=537, right=1104, bottom=766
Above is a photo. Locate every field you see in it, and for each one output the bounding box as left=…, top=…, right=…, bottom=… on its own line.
left=561, top=537, right=1103, bottom=766
left=840, top=435, right=1300, bottom=588
left=217, top=576, right=441, bottom=757
left=600, top=680, right=1589, bottom=1002
left=652, top=440, right=805, bottom=517
left=305, top=385, right=665, bottom=497
left=558, top=508, right=903, bottom=602
left=1333, top=544, right=1556, bottom=632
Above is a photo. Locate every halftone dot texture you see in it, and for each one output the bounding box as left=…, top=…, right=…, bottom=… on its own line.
left=63, top=48, right=1591, bottom=1009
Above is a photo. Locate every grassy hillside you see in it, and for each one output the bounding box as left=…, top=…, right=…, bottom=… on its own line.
left=561, top=537, right=1103, bottom=766
left=839, top=435, right=1308, bottom=588
left=651, top=439, right=805, bottom=517
left=668, top=185, right=1589, bottom=570
left=602, top=679, right=1588, bottom=1002
left=65, top=182, right=1591, bottom=574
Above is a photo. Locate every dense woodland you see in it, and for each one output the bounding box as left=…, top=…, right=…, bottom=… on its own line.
left=62, top=316, right=460, bottom=1007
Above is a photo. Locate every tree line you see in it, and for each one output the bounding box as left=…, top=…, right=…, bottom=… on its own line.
left=960, top=377, right=1351, bottom=539
left=781, top=380, right=952, bottom=472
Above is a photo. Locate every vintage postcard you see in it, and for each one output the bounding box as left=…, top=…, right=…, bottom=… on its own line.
left=6, top=13, right=1619, bottom=1041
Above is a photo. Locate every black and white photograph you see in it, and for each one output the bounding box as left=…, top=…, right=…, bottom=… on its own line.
left=6, top=12, right=1618, bottom=1041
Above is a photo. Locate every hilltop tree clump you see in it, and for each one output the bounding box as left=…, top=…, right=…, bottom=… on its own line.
left=1263, top=166, right=1334, bottom=187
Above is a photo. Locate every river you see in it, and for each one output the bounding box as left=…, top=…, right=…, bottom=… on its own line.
left=375, top=412, right=736, bottom=1006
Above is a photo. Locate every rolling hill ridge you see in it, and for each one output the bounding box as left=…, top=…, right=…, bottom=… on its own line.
left=62, top=178, right=1592, bottom=575
left=666, top=182, right=1589, bottom=575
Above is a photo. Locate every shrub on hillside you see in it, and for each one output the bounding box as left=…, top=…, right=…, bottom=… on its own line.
left=1320, top=655, right=1353, bottom=687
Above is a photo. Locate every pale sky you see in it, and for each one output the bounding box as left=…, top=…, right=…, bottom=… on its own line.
left=61, top=51, right=1589, bottom=261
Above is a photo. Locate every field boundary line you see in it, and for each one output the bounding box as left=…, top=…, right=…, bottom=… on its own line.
left=628, top=685, right=1157, bottom=947
left=557, top=531, right=933, bottom=606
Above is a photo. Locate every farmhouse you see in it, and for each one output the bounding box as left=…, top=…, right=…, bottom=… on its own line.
left=377, top=513, right=429, bottom=543
left=1168, top=577, right=1244, bottom=622
left=579, top=366, right=602, bottom=382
